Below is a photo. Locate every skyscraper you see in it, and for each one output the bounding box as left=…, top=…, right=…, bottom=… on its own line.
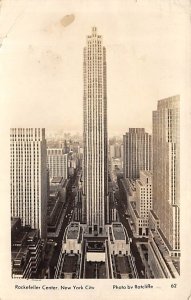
left=10, top=128, right=48, bottom=239
left=47, top=148, right=68, bottom=181
left=135, top=170, right=152, bottom=236
left=152, top=96, right=180, bottom=254
left=123, top=128, right=152, bottom=179
left=83, top=27, right=108, bottom=234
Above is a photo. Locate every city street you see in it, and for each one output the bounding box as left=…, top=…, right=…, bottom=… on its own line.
left=114, top=189, right=146, bottom=278
left=47, top=173, right=78, bottom=278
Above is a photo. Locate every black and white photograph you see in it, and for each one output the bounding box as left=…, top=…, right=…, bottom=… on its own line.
left=0, top=0, right=191, bottom=299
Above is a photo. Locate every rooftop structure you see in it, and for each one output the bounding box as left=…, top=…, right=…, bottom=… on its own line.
left=59, top=254, right=81, bottom=279
left=112, top=255, right=133, bottom=279
left=112, top=223, right=126, bottom=241
left=11, top=218, right=41, bottom=279
left=67, top=222, right=80, bottom=240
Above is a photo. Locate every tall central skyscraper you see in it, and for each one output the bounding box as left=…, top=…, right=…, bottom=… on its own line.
left=83, top=27, right=108, bottom=234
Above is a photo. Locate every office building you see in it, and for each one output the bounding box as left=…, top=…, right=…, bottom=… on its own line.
left=110, top=157, right=122, bottom=181
left=83, top=27, right=108, bottom=234
left=148, top=95, right=180, bottom=278
left=47, top=148, right=68, bottom=181
left=109, top=143, right=122, bottom=159
left=135, top=171, right=152, bottom=236
left=151, top=95, right=180, bottom=254
left=10, top=128, right=48, bottom=239
left=123, top=128, right=152, bottom=179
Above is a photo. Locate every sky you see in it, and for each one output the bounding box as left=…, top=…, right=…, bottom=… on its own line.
left=0, top=0, right=190, bottom=136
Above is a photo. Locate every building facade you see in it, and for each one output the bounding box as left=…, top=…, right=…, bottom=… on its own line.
left=10, top=128, right=47, bottom=239
left=135, top=170, right=152, bottom=236
left=83, top=27, right=108, bottom=234
left=123, top=128, right=152, bottom=179
left=47, top=148, right=68, bottom=181
left=152, top=95, right=180, bottom=256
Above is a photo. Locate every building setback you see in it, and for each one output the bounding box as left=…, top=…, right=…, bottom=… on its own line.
left=123, top=128, right=152, bottom=179
left=83, top=27, right=108, bottom=234
left=10, top=128, right=47, bottom=239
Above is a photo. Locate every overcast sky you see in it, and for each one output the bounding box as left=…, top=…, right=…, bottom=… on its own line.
left=0, top=0, right=190, bottom=136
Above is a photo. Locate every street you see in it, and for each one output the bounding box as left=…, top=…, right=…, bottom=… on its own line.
left=114, top=189, right=146, bottom=278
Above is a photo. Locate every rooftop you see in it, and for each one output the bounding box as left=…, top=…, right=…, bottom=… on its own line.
left=157, top=228, right=173, bottom=252
left=62, top=254, right=79, bottom=273
left=87, top=241, right=105, bottom=252
left=67, top=222, right=80, bottom=240
left=85, top=236, right=107, bottom=242
left=114, top=255, right=132, bottom=275
left=85, top=261, right=96, bottom=278
left=112, top=223, right=125, bottom=241
left=47, top=202, right=63, bottom=227
left=85, top=261, right=106, bottom=279
left=151, top=230, right=180, bottom=277
left=12, top=231, right=28, bottom=245
left=12, top=227, right=38, bottom=246
left=51, top=177, right=63, bottom=184
left=27, top=230, right=37, bottom=241
left=12, top=246, right=29, bottom=261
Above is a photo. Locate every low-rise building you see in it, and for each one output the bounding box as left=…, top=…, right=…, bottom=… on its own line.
left=62, top=222, right=84, bottom=254
left=106, top=222, right=135, bottom=279
left=50, top=176, right=68, bottom=202
left=108, top=222, right=130, bottom=255
left=47, top=177, right=68, bottom=238
left=148, top=229, right=180, bottom=278
left=148, top=211, right=180, bottom=278
left=11, top=218, right=41, bottom=279
left=54, top=222, right=84, bottom=279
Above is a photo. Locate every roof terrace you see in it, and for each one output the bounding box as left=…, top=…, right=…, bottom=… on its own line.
left=67, top=222, right=80, bottom=240
left=112, top=223, right=125, bottom=241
